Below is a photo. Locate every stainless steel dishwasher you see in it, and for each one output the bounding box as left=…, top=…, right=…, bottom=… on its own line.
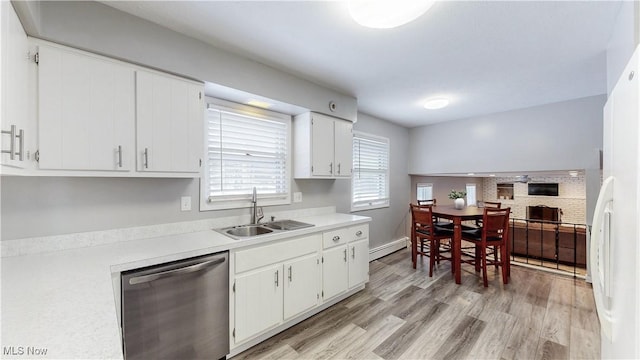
left=121, top=252, right=229, bottom=360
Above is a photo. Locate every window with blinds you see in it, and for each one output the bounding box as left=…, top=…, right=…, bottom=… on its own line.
left=202, top=103, right=291, bottom=210
left=417, top=183, right=433, bottom=201
left=351, top=132, right=390, bottom=211
left=466, top=184, right=477, bottom=207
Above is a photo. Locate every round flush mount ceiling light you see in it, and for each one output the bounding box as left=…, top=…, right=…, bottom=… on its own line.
left=423, top=97, right=450, bottom=110
left=348, top=0, right=436, bottom=29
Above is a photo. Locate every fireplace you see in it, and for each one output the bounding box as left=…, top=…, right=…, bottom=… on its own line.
left=527, top=205, right=561, bottom=222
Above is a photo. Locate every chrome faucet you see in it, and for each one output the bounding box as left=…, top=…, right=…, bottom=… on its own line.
left=251, top=187, right=264, bottom=224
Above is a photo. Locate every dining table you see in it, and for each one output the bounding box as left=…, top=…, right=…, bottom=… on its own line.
left=431, top=205, right=485, bottom=284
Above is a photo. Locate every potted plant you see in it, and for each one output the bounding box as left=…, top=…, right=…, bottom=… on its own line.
left=448, top=189, right=467, bottom=210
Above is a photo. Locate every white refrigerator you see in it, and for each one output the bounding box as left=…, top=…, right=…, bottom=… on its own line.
left=591, top=44, right=640, bottom=359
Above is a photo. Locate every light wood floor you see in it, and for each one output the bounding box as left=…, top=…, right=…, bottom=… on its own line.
left=233, top=248, right=600, bottom=360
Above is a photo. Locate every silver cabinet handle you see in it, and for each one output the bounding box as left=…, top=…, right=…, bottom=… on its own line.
left=128, top=256, right=226, bottom=285
left=1, top=125, right=16, bottom=160
left=329, top=162, right=333, bottom=174
left=356, top=231, right=363, bottom=236
left=117, top=145, right=123, bottom=168
left=275, top=270, right=279, bottom=287
left=333, top=236, right=340, bottom=242
left=288, top=266, right=292, bottom=282
left=17, top=129, right=24, bottom=161
left=143, top=148, right=149, bottom=169
left=352, top=246, right=355, bottom=259
left=343, top=248, right=347, bottom=262
left=337, top=163, right=341, bottom=174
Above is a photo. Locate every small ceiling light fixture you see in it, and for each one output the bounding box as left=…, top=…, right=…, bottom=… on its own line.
left=569, top=171, right=579, bottom=177
left=467, top=173, right=475, bottom=176
left=348, top=0, right=436, bottom=29
left=423, top=97, right=450, bottom=110
left=247, top=99, right=272, bottom=109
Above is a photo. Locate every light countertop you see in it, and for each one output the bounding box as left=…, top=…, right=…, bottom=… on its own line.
left=1, top=213, right=370, bottom=359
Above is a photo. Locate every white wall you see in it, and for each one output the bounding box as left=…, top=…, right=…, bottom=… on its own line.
left=606, top=1, right=639, bottom=94
left=408, top=95, right=605, bottom=175
left=352, top=113, right=411, bottom=248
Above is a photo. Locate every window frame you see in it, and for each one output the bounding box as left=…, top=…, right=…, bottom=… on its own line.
left=351, top=131, right=390, bottom=212
left=200, top=98, right=292, bottom=211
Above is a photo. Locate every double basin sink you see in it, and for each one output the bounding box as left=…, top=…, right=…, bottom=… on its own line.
left=217, top=219, right=315, bottom=240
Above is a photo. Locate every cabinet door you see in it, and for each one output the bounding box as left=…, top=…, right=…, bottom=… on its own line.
left=348, top=239, right=370, bottom=288
left=310, top=114, right=334, bottom=176
left=1, top=3, right=30, bottom=169
left=234, top=264, right=283, bottom=343
left=136, top=70, right=203, bottom=173
left=38, top=44, right=134, bottom=171
left=333, top=119, right=353, bottom=177
left=284, top=253, right=320, bottom=320
left=322, top=245, right=348, bottom=300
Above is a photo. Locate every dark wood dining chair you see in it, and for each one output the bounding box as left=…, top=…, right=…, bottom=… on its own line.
left=461, top=207, right=511, bottom=287
left=417, top=199, right=453, bottom=229
left=410, top=203, right=453, bottom=276
left=475, top=201, right=502, bottom=263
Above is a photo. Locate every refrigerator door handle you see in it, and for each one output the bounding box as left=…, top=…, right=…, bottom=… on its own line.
left=590, top=175, right=615, bottom=340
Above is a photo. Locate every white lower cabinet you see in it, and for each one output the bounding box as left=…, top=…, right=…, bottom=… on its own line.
left=348, top=239, right=370, bottom=288
left=232, top=234, right=320, bottom=345
left=231, top=223, right=369, bottom=350
left=321, top=224, right=369, bottom=301
left=322, top=245, right=349, bottom=300
left=234, top=263, right=283, bottom=343
left=283, top=253, right=321, bottom=320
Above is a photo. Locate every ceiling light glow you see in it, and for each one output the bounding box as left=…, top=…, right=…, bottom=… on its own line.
left=247, top=99, right=272, bottom=109
left=569, top=171, right=578, bottom=177
left=348, top=0, right=436, bottom=29
left=423, top=97, right=450, bottom=110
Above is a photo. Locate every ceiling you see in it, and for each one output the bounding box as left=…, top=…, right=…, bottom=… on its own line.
left=101, top=1, right=621, bottom=128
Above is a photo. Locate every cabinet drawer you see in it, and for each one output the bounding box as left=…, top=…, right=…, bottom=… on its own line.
left=323, top=228, right=349, bottom=249
left=349, top=224, right=369, bottom=241
left=235, top=234, right=320, bottom=273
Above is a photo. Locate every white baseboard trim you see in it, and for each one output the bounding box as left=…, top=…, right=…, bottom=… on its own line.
left=369, top=237, right=409, bottom=261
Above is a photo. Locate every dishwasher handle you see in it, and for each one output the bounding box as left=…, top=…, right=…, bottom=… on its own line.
left=129, top=256, right=226, bottom=285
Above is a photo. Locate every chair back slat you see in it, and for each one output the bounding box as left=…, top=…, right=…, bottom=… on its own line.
left=484, top=201, right=502, bottom=209
left=417, top=199, right=436, bottom=206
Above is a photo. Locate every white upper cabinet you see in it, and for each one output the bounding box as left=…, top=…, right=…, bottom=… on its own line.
left=38, top=44, right=135, bottom=171
left=293, top=112, right=353, bottom=179
left=31, top=40, right=204, bottom=177
left=135, top=70, right=203, bottom=173
left=1, top=2, right=32, bottom=170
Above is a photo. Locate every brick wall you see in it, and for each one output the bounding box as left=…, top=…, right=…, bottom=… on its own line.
left=483, top=175, right=586, bottom=224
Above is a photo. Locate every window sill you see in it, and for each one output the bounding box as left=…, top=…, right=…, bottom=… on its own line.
left=350, top=203, right=390, bottom=213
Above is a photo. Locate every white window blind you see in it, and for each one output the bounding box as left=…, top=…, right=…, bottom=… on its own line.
left=352, top=132, right=389, bottom=211
left=205, top=107, right=289, bottom=204
left=417, top=183, right=433, bottom=201
left=466, top=184, right=477, bottom=207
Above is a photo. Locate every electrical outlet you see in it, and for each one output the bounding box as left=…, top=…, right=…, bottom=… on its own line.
left=181, top=196, right=192, bottom=211
left=293, top=192, right=302, bottom=203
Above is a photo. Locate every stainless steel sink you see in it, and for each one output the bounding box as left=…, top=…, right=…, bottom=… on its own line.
left=225, top=225, right=273, bottom=237
left=262, top=220, right=315, bottom=231
left=216, top=220, right=314, bottom=240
